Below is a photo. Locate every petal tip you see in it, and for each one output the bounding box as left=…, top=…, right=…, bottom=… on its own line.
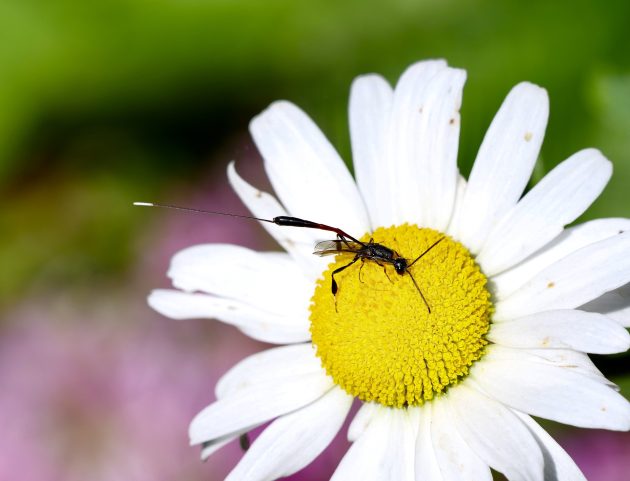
left=147, top=289, right=169, bottom=315
left=250, top=100, right=297, bottom=132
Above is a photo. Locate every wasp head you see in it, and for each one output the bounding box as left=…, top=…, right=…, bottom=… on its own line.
left=393, top=258, right=407, bottom=275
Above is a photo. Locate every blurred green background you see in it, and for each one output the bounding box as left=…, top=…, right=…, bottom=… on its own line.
left=1, top=0, right=629, bottom=479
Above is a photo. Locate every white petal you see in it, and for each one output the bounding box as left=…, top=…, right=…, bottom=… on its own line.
left=349, top=74, right=394, bottom=229
left=215, top=344, right=322, bottom=399
left=168, top=244, right=312, bottom=317
left=250, top=101, right=369, bottom=237
left=331, top=407, right=415, bottom=481
left=494, top=231, right=630, bottom=320
left=347, top=402, right=379, bottom=442
left=582, top=281, right=630, bottom=327
left=447, top=384, right=544, bottom=481
left=456, top=82, right=549, bottom=253
left=488, top=309, right=630, bottom=354
left=364, top=59, right=444, bottom=227
left=492, top=218, right=630, bottom=300
left=431, top=399, right=492, bottom=481
left=387, top=61, right=466, bottom=230
left=471, top=346, right=630, bottom=430
left=227, top=162, right=328, bottom=277
left=148, top=289, right=310, bottom=344
left=478, top=149, right=612, bottom=275
left=514, top=412, right=587, bottom=481
left=445, top=174, right=467, bottom=237
left=414, top=404, right=442, bottom=481
left=486, top=346, right=615, bottom=389
left=189, top=351, right=333, bottom=445
left=226, top=387, right=352, bottom=481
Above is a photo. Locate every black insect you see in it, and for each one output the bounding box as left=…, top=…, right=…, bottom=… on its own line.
left=134, top=202, right=444, bottom=312
left=313, top=236, right=444, bottom=313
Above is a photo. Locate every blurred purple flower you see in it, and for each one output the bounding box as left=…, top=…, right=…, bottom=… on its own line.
left=0, top=301, right=260, bottom=481
left=561, top=429, right=630, bottom=481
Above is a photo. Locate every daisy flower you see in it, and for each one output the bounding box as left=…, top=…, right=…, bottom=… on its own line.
left=148, top=59, right=630, bottom=480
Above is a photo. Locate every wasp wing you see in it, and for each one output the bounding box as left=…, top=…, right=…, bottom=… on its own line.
left=313, top=239, right=363, bottom=257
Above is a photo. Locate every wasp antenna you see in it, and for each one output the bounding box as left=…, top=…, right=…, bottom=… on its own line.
left=407, top=270, right=431, bottom=314
left=132, top=201, right=275, bottom=223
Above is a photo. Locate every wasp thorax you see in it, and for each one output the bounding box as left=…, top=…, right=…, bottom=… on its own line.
left=309, top=224, right=492, bottom=408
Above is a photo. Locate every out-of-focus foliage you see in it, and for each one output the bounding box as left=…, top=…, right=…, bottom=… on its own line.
left=588, top=73, right=630, bottom=219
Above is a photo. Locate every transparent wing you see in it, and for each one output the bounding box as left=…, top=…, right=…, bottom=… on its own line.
left=313, top=239, right=363, bottom=257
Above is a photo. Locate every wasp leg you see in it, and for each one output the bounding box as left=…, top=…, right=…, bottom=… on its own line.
left=331, top=256, right=361, bottom=295
left=331, top=256, right=361, bottom=312
left=358, top=258, right=367, bottom=283
left=371, top=260, right=393, bottom=284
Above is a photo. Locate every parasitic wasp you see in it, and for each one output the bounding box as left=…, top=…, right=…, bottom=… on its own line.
left=134, top=202, right=444, bottom=312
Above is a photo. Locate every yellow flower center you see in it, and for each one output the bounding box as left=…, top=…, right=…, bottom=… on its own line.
left=309, top=224, right=492, bottom=408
